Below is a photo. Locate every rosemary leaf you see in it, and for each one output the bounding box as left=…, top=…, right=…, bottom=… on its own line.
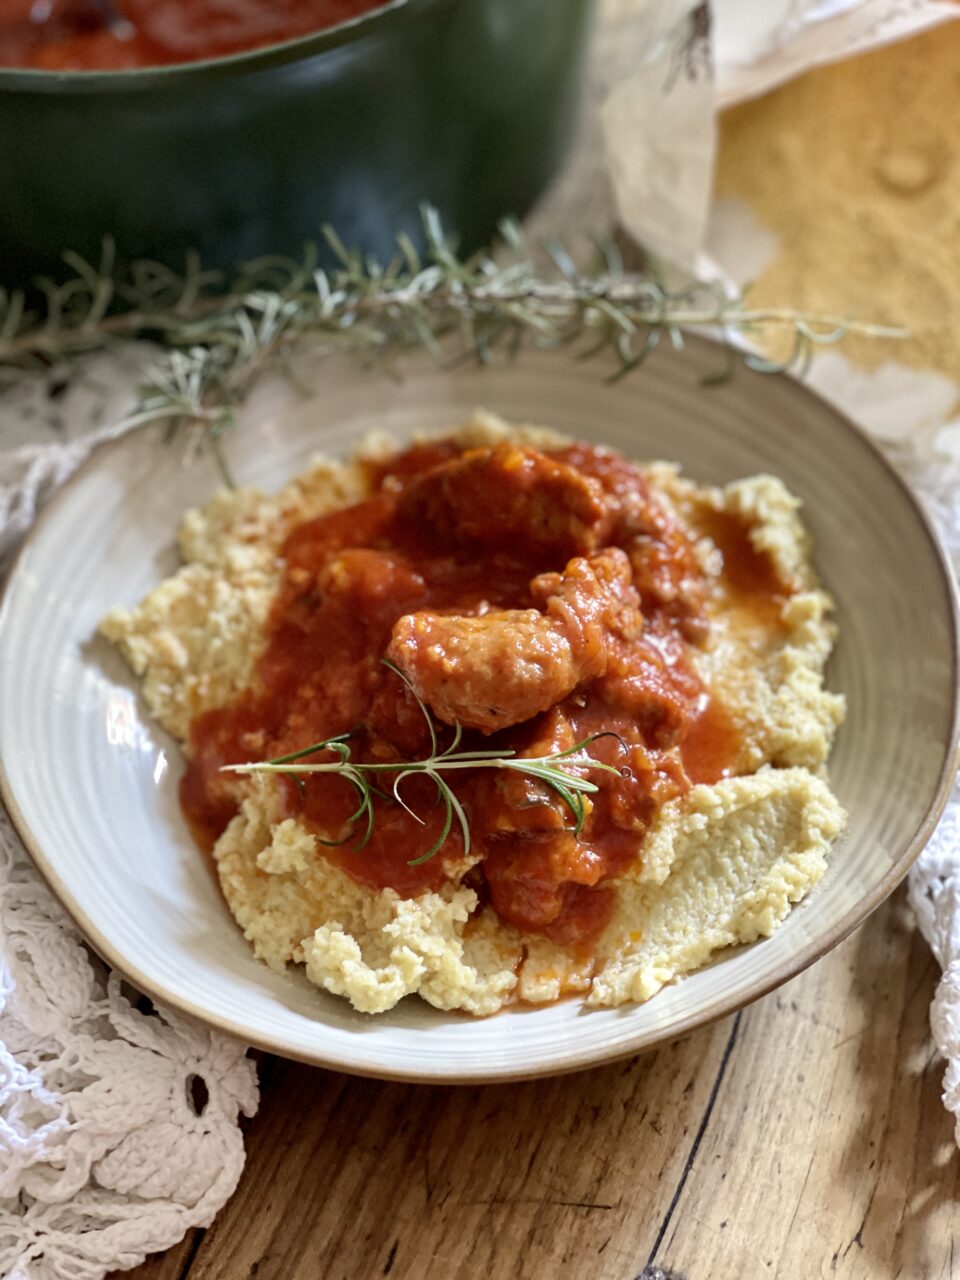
left=222, top=663, right=628, bottom=864
left=0, top=207, right=905, bottom=471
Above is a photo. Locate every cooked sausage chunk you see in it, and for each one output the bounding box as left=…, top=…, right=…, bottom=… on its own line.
left=395, top=442, right=610, bottom=558
left=387, top=548, right=641, bottom=732
left=548, top=444, right=709, bottom=643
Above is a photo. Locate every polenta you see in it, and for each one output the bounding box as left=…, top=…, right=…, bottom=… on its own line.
left=101, top=415, right=846, bottom=1015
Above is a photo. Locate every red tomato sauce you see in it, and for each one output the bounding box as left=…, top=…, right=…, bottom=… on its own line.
left=180, top=440, right=787, bottom=952
left=0, top=0, right=390, bottom=72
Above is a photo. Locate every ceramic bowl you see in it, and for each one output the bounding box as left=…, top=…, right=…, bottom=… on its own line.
left=1, top=337, right=957, bottom=1081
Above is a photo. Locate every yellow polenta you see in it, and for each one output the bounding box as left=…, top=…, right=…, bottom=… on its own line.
left=101, top=415, right=846, bottom=1015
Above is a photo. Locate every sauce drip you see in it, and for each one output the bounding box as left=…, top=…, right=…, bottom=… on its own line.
left=0, top=0, right=390, bottom=71
left=696, top=506, right=792, bottom=629
left=181, top=440, right=788, bottom=952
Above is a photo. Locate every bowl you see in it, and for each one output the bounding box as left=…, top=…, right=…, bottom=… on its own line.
left=0, top=0, right=593, bottom=285
left=1, top=337, right=957, bottom=1082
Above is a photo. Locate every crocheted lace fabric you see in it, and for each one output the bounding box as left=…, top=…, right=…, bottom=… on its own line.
left=0, top=423, right=259, bottom=1280
left=902, top=448, right=960, bottom=1144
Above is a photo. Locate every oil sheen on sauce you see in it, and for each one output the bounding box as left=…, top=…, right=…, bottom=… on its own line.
left=0, top=0, right=390, bottom=71
left=180, top=441, right=790, bottom=954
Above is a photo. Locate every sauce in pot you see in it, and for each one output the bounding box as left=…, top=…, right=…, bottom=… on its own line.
left=0, top=0, right=391, bottom=71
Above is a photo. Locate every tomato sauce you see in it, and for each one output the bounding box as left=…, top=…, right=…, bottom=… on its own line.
left=0, top=0, right=390, bottom=72
left=180, top=440, right=788, bottom=952
left=695, top=505, right=792, bottom=631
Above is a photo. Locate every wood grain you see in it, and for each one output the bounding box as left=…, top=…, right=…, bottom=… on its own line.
left=115, top=886, right=959, bottom=1280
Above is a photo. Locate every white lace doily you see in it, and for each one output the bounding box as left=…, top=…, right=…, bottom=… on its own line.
left=0, top=419, right=260, bottom=1280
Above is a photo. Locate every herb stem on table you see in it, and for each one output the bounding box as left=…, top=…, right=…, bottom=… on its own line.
left=0, top=206, right=905, bottom=479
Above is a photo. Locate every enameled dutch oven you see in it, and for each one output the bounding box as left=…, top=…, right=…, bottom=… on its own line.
left=0, top=0, right=594, bottom=284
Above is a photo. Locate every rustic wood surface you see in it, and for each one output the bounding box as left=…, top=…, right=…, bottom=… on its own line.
left=116, top=884, right=960, bottom=1280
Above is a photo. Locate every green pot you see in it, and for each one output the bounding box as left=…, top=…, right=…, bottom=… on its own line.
left=0, top=0, right=594, bottom=286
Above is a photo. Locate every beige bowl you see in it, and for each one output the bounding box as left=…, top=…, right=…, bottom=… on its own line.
left=1, top=336, right=957, bottom=1081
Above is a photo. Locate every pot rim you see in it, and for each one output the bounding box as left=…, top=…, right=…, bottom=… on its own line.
left=0, top=0, right=450, bottom=93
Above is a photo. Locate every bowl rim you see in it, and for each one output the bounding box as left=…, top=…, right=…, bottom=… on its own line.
left=0, top=0, right=446, bottom=93
left=1, top=340, right=958, bottom=1083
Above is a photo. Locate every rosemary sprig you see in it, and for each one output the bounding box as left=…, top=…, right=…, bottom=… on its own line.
left=221, top=661, right=627, bottom=865
left=0, top=206, right=904, bottom=468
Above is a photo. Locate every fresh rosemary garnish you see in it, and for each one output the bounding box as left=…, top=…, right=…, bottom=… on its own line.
left=0, top=206, right=903, bottom=482
left=221, top=660, right=627, bottom=866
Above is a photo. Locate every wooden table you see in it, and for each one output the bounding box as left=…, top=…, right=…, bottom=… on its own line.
left=119, top=883, right=959, bottom=1280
